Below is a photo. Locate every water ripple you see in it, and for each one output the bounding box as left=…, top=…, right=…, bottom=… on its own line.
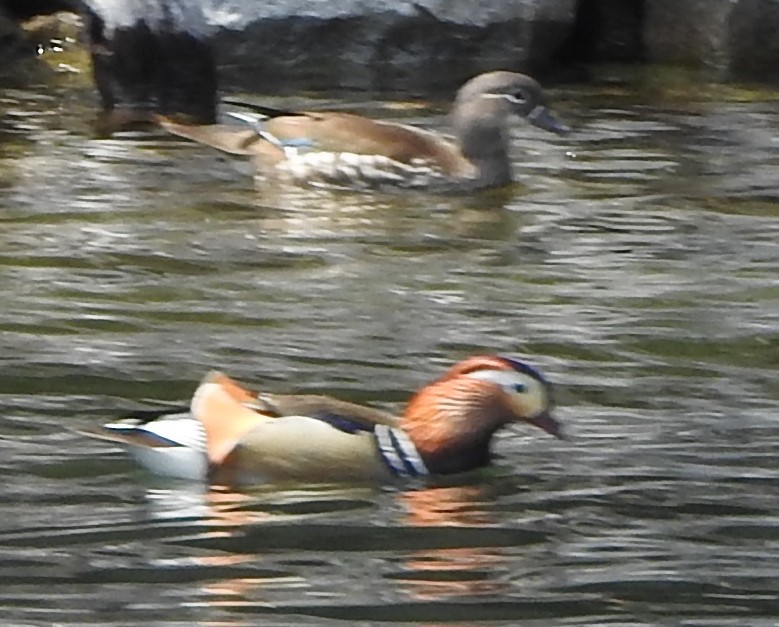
left=0, top=76, right=777, bottom=625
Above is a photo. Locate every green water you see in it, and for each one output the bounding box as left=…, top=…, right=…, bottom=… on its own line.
left=0, top=58, right=777, bottom=625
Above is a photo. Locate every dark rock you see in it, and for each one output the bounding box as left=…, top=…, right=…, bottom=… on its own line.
left=204, top=0, right=577, bottom=92
left=0, top=0, right=73, bottom=21
left=81, top=0, right=218, bottom=131
left=729, top=0, right=779, bottom=78
left=561, top=0, right=644, bottom=63
left=0, top=5, right=31, bottom=73
left=644, top=0, right=779, bottom=79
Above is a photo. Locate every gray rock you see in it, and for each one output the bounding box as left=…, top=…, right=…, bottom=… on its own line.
left=203, top=0, right=577, bottom=91
left=644, top=0, right=779, bottom=79
left=564, top=0, right=644, bottom=63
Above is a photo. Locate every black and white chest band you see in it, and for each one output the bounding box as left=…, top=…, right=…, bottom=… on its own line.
left=374, top=424, right=429, bottom=478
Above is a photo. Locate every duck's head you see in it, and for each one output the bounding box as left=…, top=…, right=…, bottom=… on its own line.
left=450, top=72, right=568, bottom=188
left=400, top=355, right=561, bottom=474
left=453, top=71, right=569, bottom=136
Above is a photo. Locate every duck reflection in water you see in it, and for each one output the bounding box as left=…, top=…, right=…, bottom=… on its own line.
left=136, top=480, right=521, bottom=605
left=396, top=484, right=511, bottom=601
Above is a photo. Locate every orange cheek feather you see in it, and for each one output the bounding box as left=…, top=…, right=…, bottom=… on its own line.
left=402, top=377, right=506, bottom=458
left=401, top=398, right=458, bottom=457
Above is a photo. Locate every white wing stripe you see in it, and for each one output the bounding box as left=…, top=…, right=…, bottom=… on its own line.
left=105, top=413, right=207, bottom=452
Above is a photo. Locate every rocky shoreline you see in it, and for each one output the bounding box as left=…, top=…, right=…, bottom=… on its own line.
left=1, top=0, right=777, bottom=130
left=3, top=0, right=778, bottom=84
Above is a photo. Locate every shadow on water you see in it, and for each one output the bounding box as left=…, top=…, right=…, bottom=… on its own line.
left=0, top=64, right=778, bottom=625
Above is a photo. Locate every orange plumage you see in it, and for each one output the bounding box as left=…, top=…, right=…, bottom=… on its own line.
left=82, top=355, right=560, bottom=483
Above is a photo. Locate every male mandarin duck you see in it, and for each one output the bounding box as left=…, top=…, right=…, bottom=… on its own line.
left=81, top=355, right=562, bottom=483
left=159, top=71, right=568, bottom=191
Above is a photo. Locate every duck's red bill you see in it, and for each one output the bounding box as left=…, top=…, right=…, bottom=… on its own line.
left=528, top=410, right=565, bottom=439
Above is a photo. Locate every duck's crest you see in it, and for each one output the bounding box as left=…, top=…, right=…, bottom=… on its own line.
left=497, top=354, right=549, bottom=386
left=437, top=355, right=513, bottom=381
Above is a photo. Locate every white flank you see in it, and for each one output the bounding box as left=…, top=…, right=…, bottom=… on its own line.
left=103, top=412, right=208, bottom=481
left=278, top=151, right=445, bottom=189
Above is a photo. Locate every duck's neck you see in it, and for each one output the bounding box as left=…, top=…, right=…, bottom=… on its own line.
left=451, top=102, right=512, bottom=188
left=400, top=380, right=510, bottom=474
left=408, top=424, right=494, bottom=475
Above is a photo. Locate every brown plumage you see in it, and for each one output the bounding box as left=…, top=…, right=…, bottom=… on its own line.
left=402, top=377, right=511, bottom=474
left=80, top=355, right=562, bottom=483
left=159, top=71, right=568, bottom=191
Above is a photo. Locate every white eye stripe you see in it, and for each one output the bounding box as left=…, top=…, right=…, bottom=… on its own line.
left=466, top=369, right=549, bottom=418
left=483, top=93, right=527, bottom=104
left=465, top=369, right=536, bottom=392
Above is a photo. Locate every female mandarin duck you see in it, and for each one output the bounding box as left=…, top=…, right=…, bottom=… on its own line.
left=82, top=355, right=562, bottom=483
left=159, top=71, right=568, bottom=191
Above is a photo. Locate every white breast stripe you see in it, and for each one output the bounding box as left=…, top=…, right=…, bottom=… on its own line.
left=390, top=428, right=429, bottom=476
left=374, top=424, right=428, bottom=478
left=375, top=424, right=408, bottom=476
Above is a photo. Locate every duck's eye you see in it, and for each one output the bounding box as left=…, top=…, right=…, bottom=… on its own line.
left=513, top=382, right=527, bottom=393
left=512, top=90, right=528, bottom=104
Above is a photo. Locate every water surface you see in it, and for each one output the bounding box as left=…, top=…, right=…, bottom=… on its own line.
left=0, top=64, right=778, bottom=626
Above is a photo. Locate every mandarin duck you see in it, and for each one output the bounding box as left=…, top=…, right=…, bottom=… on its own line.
left=159, top=71, right=568, bottom=191
left=80, top=355, right=562, bottom=483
